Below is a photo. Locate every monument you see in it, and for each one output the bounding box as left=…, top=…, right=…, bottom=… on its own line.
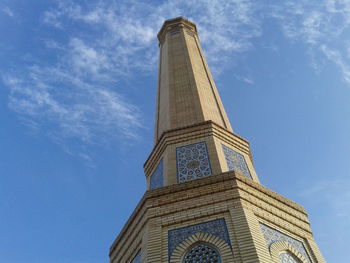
left=109, top=17, right=325, bottom=263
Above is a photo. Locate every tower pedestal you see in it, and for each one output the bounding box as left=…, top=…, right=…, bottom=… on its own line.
left=110, top=172, right=325, bottom=262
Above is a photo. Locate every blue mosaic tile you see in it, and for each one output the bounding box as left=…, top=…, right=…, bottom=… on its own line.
left=183, top=243, right=221, bottom=263
left=131, top=250, right=141, bottom=263
left=150, top=159, right=163, bottom=189
left=279, top=252, right=301, bottom=263
left=176, top=142, right=212, bottom=183
left=260, top=224, right=312, bottom=263
left=222, top=144, right=252, bottom=179
left=168, top=218, right=231, bottom=259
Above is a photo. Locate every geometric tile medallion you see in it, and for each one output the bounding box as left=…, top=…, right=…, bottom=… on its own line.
left=183, top=243, right=221, bottom=263
left=260, top=223, right=311, bottom=263
left=222, top=144, right=252, bottom=179
left=131, top=250, right=141, bottom=263
left=168, top=218, right=231, bottom=259
left=279, top=251, right=302, bottom=263
left=176, top=142, right=212, bottom=183
left=150, top=158, right=163, bottom=190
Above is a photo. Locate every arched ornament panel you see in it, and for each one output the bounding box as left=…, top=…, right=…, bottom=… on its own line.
left=169, top=233, right=234, bottom=263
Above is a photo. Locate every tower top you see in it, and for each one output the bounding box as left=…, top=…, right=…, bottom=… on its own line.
left=157, top=17, right=197, bottom=43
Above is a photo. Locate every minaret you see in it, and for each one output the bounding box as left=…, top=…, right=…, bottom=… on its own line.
left=145, top=17, right=259, bottom=189
left=155, top=17, right=232, bottom=143
left=109, top=17, right=326, bottom=263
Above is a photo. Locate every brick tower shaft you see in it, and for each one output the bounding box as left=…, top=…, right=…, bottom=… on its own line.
left=155, top=17, right=232, bottom=144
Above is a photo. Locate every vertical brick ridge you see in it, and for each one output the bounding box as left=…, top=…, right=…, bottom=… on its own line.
left=228, top=205, right=271, bottom=262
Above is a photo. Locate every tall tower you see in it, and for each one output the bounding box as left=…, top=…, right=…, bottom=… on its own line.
left=109, top=17, right=325, bottom=263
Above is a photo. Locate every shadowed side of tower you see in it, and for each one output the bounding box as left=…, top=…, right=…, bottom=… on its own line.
left=109, top=17, right=326, bottom=263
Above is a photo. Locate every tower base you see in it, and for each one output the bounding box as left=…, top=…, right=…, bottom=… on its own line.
left=109, top=172, right=325, bottom=263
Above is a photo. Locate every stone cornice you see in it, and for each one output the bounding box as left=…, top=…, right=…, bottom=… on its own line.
left=109, top=171, right=310, bottom=258
left=157, top=17, right=197, bottom=42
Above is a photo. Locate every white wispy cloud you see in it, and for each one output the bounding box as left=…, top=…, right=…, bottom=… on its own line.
left=43, top=0, right=261, bottom=69
left=320, top=45, right=350, bottom=83
left=4, top=65, right=142, bottom=145
left=300, top=177, right=350, bottom=219
left=1, top=6, right=14, bottom=17
left=242, top=77, right=255, bottom=85
left=235, top=75, right=255, bottom=85
left=5, top=0, right=350, bottom=157
left=271, top=0, right=350, bottom=84
left=3, top=0, right=261, bottom=155
left=69, top=38, right=109, bottom=77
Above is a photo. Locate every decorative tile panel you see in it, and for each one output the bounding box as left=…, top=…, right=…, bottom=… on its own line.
left=176, top=142, right=212, bottom=183
left=183, top=243, right=221, bottom=263
left=186, top=30, right=195, bottom=37
left=150, top=159, right=163, bottom=189
left=131, top=250, right=141, bottom=263
left=170, top=29, right=180, bottom=35
left=222, top=144, right=252, bottom=179
left=168, top=218, right=230, bottom=259
left=260, top=224, right=311, bottom=263
left=279, top=252, right=301, bottom=263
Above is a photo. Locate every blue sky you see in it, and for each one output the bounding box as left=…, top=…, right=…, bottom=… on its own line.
left=1, top=0, right=350, bottom=262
